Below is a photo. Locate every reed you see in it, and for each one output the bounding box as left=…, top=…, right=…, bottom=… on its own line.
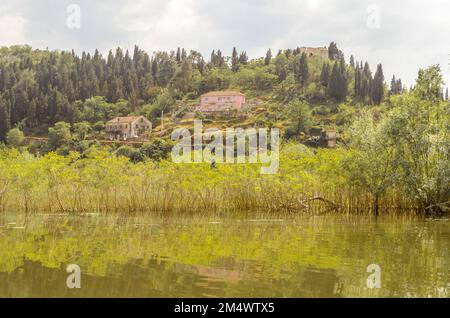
left=0, top=145, right=439, bottom=216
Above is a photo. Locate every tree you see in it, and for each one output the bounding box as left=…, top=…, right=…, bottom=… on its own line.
left=390, top=76, right=397, bottom=95
left=328, top=42, right=341, bottom=60
left=264, top=49, right=272, bottom=65
left=355, top=62, right=372, bottom=102
left=371, top=64, right=384, bottom=104
left=154, top=51, right=177, bottom=87
left=345, top=111, right=397, bottom=215
left=210, top=49, right=225, bottom=68
left=140, top=138, right=173, bottom=161
left=347, top=84, right=450, bottom=216
left=0, top=98, right=10, bottom=142
left=116, top=145, right=144, bottom=163
left=231, top=47, right=239, bottom=72
left=414, top=65, right=444, bottom=101
left=328, top=62, right=347, bottom=102
left=92, top=121, right=105, bottom=133
left=48, top=121, right=72, bottom=151
left=320, top=62, right=330, bottom=87
left=73, top=121, right=91, bottom=141
left=386, top=93, right=449, bottom=215
left=176, top=47, right=181, bottom=63
left=390, top=75, right=403, bottom=95
left=275, top=54, right=287, bottom=81
left=239, top=51, right=248, bottom=65
left=294, top=53, right=309, bottom=86
left=349, top=55, right=355, bottom=68
left=6, top=128, right=24, bottom=147
left=172, top=58, right=193, bottom=93
left=284, top=99, right=313, bottom=138
left=338, top=59, right=348, bottom=101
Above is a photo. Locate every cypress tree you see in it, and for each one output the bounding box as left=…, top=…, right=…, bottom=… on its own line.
left=396, top=78, right=403, bottom=94
left=349, top=55, right=355, bottom=68
left=390, top=75, right=397, bottom=95
left=320, top=62, right=330, bottom=87
left=264, top=49, right=272, bottom=65
left=294, top=53, right=309, bottom=86
left=231, top=47, right=239, bottom=72
left=216, top=50, right=225, bottom=68
left=239, top=51, right=248, bottom=65
left=275, top=54, right=287, bottom=81
left=328, top=42, right=340, bottom=60
left=338, top=61, right=348, bottom=101
left=328, top=62, right=347, bottom=102
left=355, top=63, right=361, bottom=97
left=176, top=47, right=181, bottom=63
left=360, top=62, right=372, bottom=102
left=371, top=64, right=385, bottom=104
left=210, top=50, right=216, bottom=66
left=328, top=63, right=339, bottom=100
left=0, top=96, right=10, bottom=142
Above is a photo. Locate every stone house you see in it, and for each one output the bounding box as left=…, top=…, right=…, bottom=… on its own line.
left=106, top=116, right=152, bottom=140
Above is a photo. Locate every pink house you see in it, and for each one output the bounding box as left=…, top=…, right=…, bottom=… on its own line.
left=198, top=91, right=246, bottom=112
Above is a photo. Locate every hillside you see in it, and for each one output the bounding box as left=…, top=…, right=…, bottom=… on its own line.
left=0, top=42, right=403, bottom=147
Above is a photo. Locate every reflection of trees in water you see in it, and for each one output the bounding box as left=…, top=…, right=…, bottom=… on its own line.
left=300, top=267, right=342, bottom=297
left=0, top=259, right=216, bottom=297
left=0, top=214, right=448, bottom=297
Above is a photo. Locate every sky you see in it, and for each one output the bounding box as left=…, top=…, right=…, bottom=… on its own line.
left=0, top=0, right=449, bottom=89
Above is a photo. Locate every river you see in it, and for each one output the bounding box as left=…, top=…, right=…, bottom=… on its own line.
left=0, top=213, right=448, bottom=298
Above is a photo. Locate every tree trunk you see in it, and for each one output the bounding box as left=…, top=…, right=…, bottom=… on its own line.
left=374, top=194, right=379, bottom=217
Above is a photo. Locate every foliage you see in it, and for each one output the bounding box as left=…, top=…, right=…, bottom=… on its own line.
left=346, top=87, right=449, bottom=216
left=47, top=122, right=72, bottom=151
left=73, top=121, right=91, bottom=141
left=6, top=128, right=25, bottom=147
left=284, top=99, right=313, bottom=139
left=140, top=138, right=173, bottom=161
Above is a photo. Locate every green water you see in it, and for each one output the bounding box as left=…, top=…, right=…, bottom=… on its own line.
left=0, top=213, right=448, bottom=298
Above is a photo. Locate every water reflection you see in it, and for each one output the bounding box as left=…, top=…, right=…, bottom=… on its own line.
left=0, top=213, right=448, bottom=298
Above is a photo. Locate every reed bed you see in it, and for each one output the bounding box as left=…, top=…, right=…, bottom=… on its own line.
left=0, top=146, right=428, bottom=215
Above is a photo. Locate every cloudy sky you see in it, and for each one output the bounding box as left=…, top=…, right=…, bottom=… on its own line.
left=1, top=0, right=449, bottom=88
